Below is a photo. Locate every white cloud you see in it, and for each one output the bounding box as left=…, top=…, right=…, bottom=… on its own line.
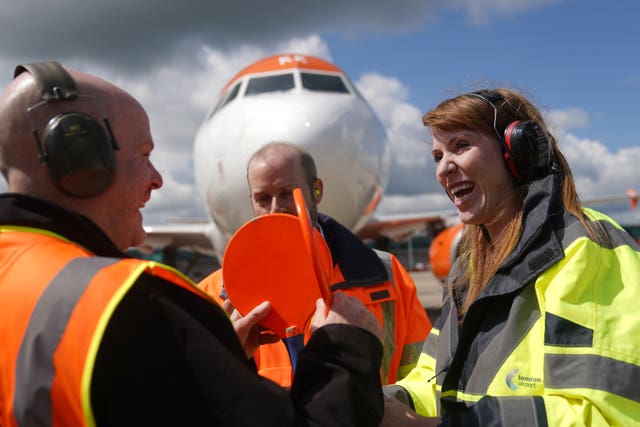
left=357, top=73, right=428, bottom=168
left=450, top=0, right=565, bottom=26
left=545, top=112, right=640, bottom=224
left=548, top=108, right=590, bottom=134
left=356, top=73, right=440, bottom=200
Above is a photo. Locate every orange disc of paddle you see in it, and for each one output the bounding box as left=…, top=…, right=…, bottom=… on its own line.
left=222, top=213, right=333, bottom=339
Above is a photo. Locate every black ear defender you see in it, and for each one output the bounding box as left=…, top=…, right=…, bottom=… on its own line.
left=14, top=61, right=119, bottom=198
left=467, top=90, right=552, bottom=183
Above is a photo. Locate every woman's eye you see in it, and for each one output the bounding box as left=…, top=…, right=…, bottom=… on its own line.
left=455, top=141, right=470, bottom=153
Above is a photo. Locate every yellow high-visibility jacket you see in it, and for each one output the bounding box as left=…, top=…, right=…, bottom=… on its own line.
left=385, top=174, right=640, bottom=426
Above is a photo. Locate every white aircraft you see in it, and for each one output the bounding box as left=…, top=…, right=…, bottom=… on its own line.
left=140, top=53, right=452, bottom=270
left=194, top=53, right=390, bottom=252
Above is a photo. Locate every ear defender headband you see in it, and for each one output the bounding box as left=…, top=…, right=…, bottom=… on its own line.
left=467, top=90, right=552, bottom=183
left=14, top=61, right=119, bottom=198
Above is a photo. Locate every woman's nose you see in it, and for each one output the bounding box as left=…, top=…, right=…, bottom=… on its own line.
left=437, top=156, right=456, bottom=178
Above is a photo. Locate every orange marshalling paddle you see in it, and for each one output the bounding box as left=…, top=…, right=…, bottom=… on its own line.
left=222, top=188, right=332, bottom=369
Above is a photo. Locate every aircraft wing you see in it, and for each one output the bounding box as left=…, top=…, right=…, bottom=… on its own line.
left=136, top=188, right=637, bottom=274
left=138, top=220, right=216, bottom=256
left=356, top=210, right=459, bottom=242
left=352, top=188, right=638, bottom=244
left=583, top=188, right=638, bottom=210
left=138, top=188, right=637, bottom=251
left=135, top=210, right=461, bottom=283
left=138, top=210, right=459, bottom=256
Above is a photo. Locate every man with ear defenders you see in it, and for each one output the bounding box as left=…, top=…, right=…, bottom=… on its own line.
left=0, top=62, right=385, bottom=426
left=199, top=141, right=432, bottom=387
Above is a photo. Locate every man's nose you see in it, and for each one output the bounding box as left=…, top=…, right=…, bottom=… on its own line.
left=270, top=197, right=295, bottom=215
left=270, top=198, right=287, bottom=214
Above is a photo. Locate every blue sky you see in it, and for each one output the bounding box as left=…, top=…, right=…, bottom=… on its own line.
left=0, top=0, right=638, bottom=225
left=327, top=0, right=639, bottom=150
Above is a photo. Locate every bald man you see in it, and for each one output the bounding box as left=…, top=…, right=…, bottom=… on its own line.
left=0, top=62, right=384, bottom=426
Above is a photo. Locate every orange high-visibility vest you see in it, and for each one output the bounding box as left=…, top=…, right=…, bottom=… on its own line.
left=0, top=226, right=203, bottom=427
left=198, top=251, right=431, bottom=387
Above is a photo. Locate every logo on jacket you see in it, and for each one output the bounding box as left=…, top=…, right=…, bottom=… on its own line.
left=505, top=368, right=542, bottom=391
left=505, top=368, right=519, bottom=390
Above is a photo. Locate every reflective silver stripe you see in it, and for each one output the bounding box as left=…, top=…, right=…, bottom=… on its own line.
left=383, top=384, right=415, bottom=410
left=399, top=341, right=424, bottom=366
left=373, top=250, right=426, bottom=375
left=497, top=396, right=547, bottom=426
left=374, top=249, right=397, bottom=382
left=380, top=300, right=396, bottom=382
left=466, top=284, right=541, bottom=394
left=421, top=331, right=439, bottom=359
left=397, top=341, right=423, bottom=379
left=441, top=395, right=548, bottom=425
left=545, top=353, right=640, bottom=401
left=14, top=257, right=118, bottom=426
left=373, top=249, right=394, bottom=288
left=562, top=218, right=638, bottom=251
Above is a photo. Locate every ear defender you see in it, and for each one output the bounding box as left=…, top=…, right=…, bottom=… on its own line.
left=314, top=189, right=321, bottom=196
left=503, top=120, right=552, bottom=182
left=14, top=61, right=118, bottom=198
left=41, top=112, right=116, bottom=197
left=467, top=90, right=552, bottom=183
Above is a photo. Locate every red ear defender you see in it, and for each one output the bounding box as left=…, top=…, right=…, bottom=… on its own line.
left=502, top=120, right=551, bottom=183
left=503, top=121, right=523, bottom=181
left=467, top=90, right=552, bottom=183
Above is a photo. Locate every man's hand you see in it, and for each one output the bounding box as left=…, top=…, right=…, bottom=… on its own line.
left=310, top=291, right=383, bottom=342
left=224, top=299, right=279, bottom=358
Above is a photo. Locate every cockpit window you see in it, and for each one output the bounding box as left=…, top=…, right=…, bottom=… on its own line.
left=301, top=73, right=349, bottom=94
left=245, top=74, right=295, bottom=96
left=208, top=82, right=241, bottom=119
left=221, top=82, right=241, bottom=108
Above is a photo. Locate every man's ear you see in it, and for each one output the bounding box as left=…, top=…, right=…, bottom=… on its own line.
left=313, top=179, right=323, bottom=204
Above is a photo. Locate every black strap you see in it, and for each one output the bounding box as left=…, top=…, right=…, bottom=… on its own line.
left=469, top=89, right=504, bottom=104
left=14, top=61, right=78, bottom=101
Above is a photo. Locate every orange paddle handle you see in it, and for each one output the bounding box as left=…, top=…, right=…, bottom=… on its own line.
left=293, top=188, right=333, bottom=308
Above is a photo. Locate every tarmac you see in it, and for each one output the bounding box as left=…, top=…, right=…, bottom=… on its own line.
left=409, top=270, right=444, bottom=324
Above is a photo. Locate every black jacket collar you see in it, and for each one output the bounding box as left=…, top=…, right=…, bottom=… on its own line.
left=317, top=213, right=388, bottom=286
left=0, top=193, right=126, bottom=258
left=481, top=172, right=566, bottom=297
